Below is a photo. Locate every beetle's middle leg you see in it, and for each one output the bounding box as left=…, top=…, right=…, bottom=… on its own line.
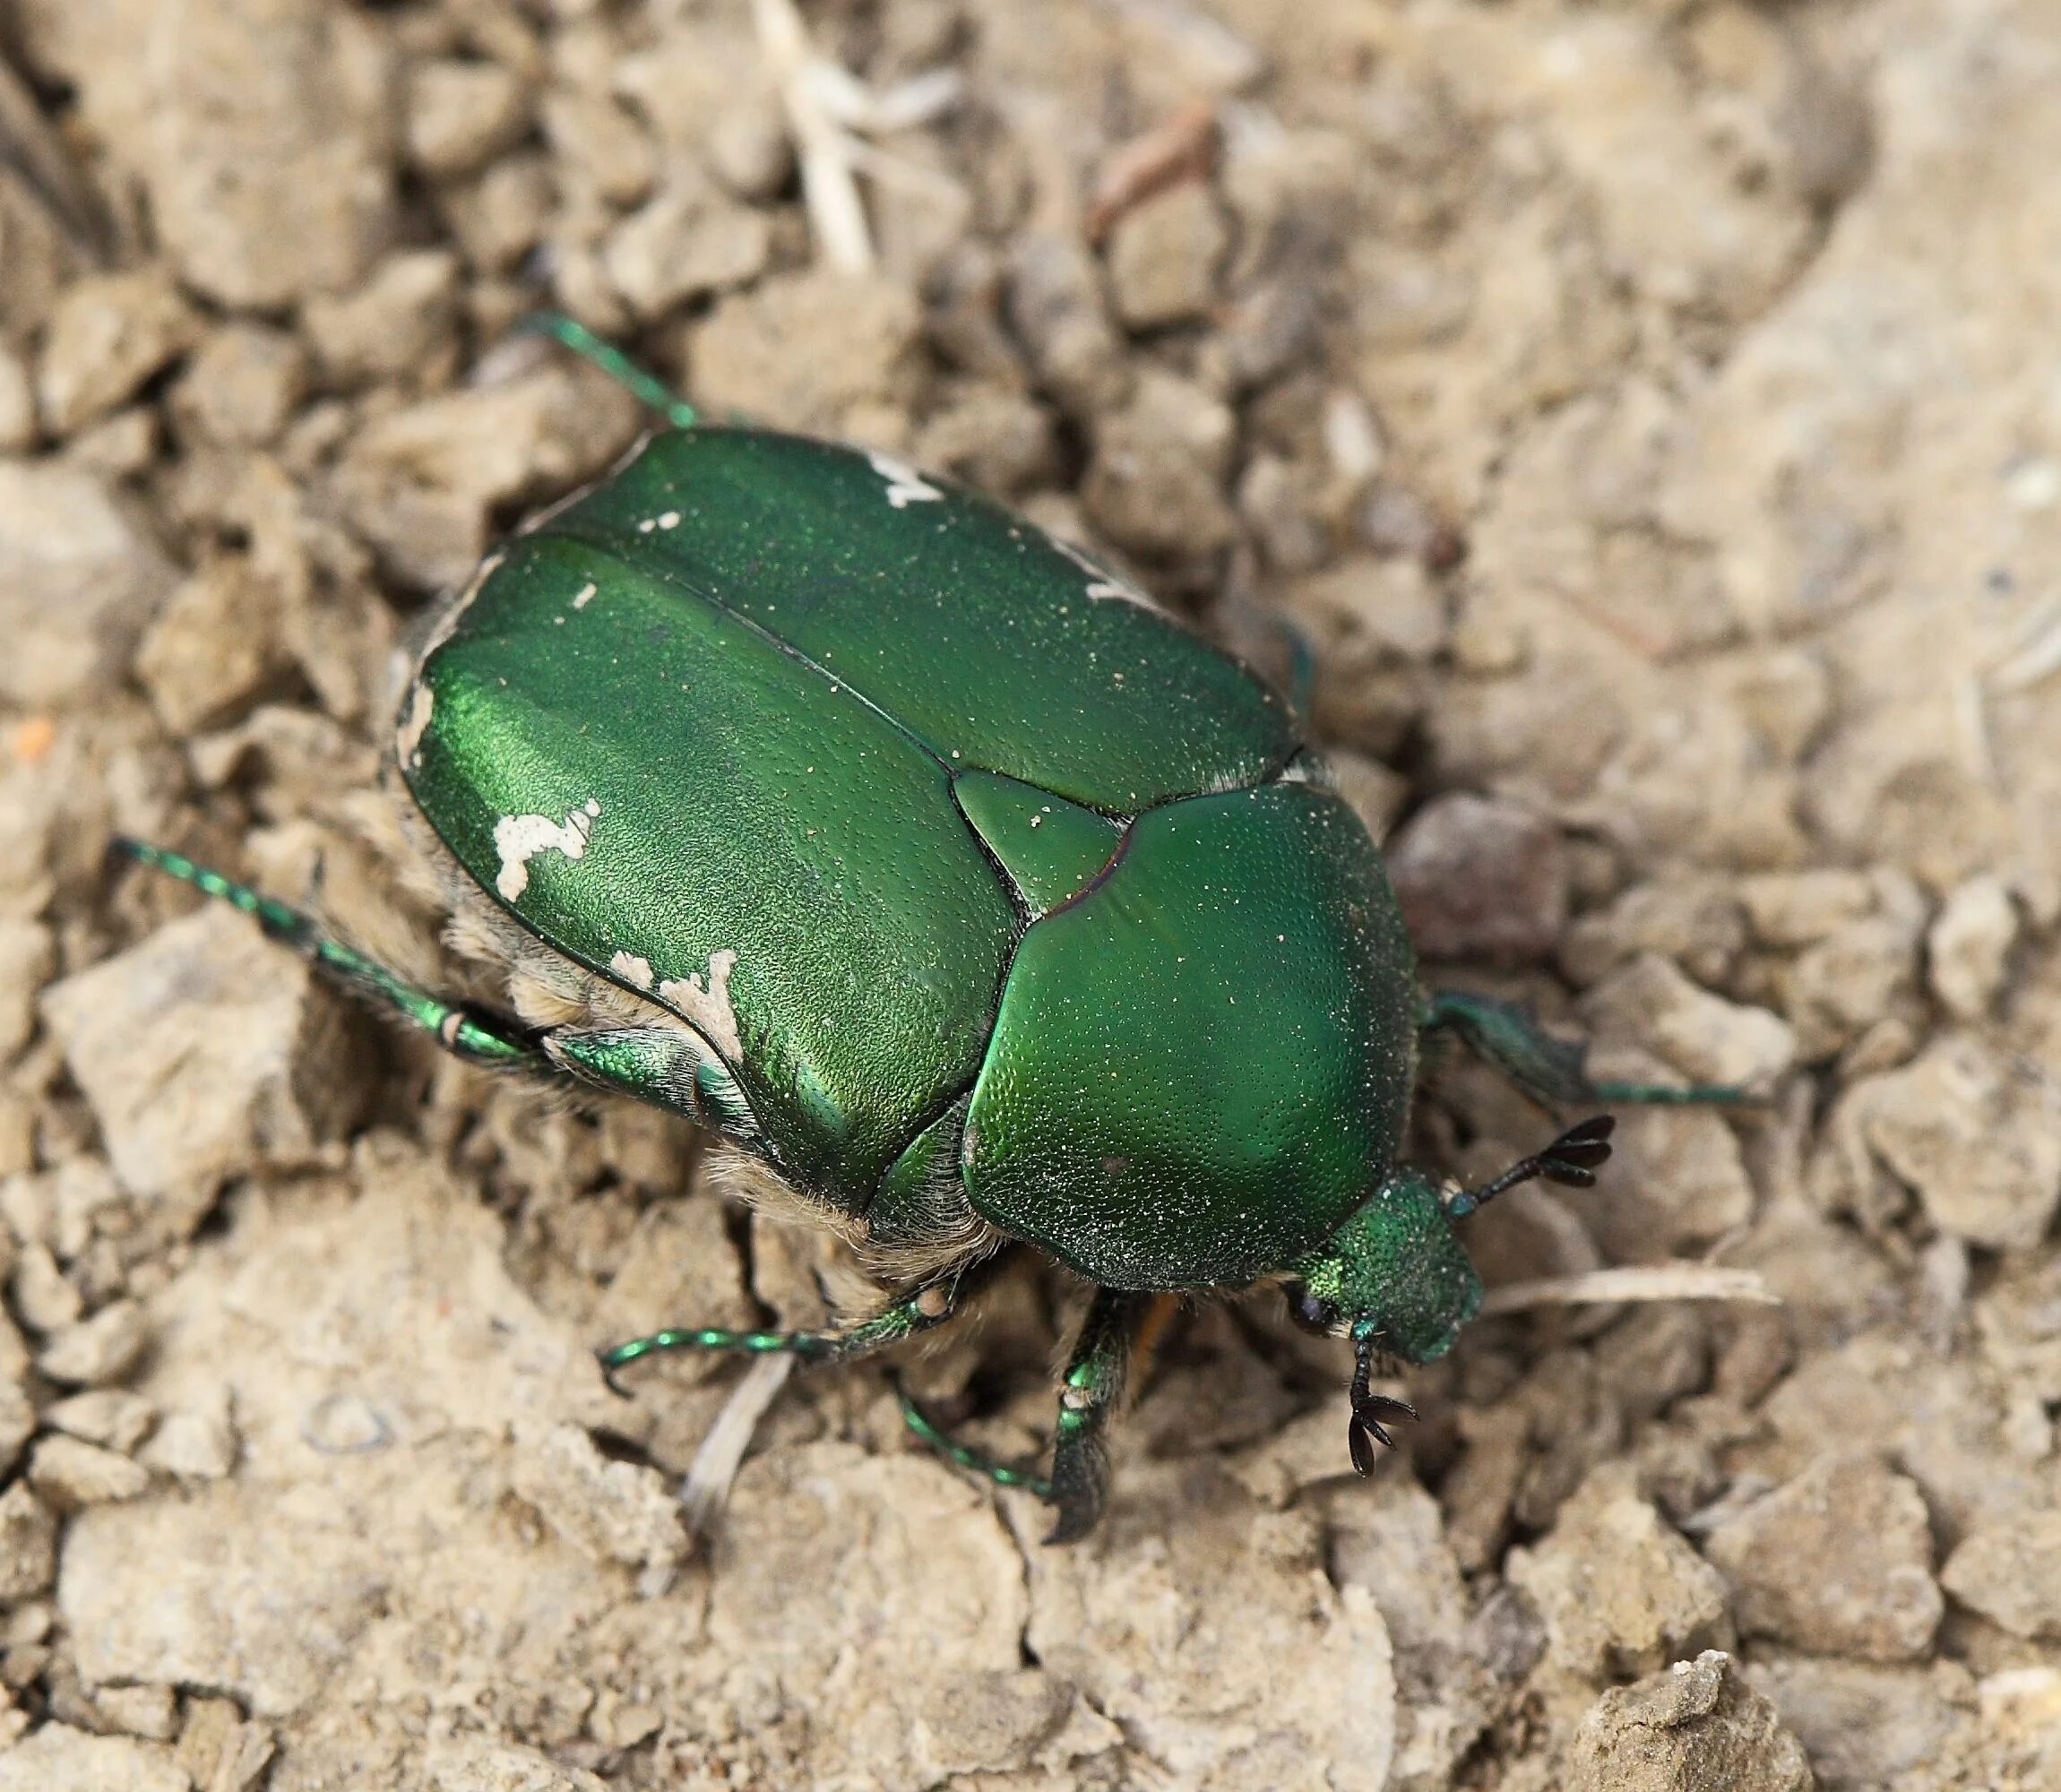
left=895, top=1288, right=1174, bottom=1543
left=599, top=1257, right=990, bottom=1387
left=1418, top=987, right=1746, bottom=1108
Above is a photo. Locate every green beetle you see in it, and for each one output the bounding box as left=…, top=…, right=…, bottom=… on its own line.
left=121, top=319, right=1729, bottom=1540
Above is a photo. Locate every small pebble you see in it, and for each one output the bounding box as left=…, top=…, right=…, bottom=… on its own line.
left=1738, top=868, right=1876, bottom=947
left=1702, top=1452, right=1943, bottom=1662
left=170, top=323, right=309, bottom=448
left=1939, top=1512, right=2061, bottom=1640
left=46, top=1388, right=157, bottom=1454
left=406, top=57, right=532, bottom=179
left=1859, top=1032, right=2061, bottom=1251
left=1105, top=181, right=1228, bottom=330
left=12, top=1242, right=82, bottom=1334
left=1385, top=792, right=1568, bottom=966
left=36, top=267, right=198, bottom=436
left=302, top=250, right=461, bottom=388
left=38, top=1297, right=151, bottom=1387
left=142, top=1403, right=239, bottom=1482
left=0, top=346, right=33, bottom=452
left=1583, top=952, right=1796, bottom=1090
left=1505, top=1461, right=1734, bottom=1682
left=28, top=1434, right=152, bottom=1507
left=1569, top=1650, right=1813, bottom=1792
left=1927, top=874, right=2016, bottom=1021
left=0, top=922, right=54, bottom=1064
left=0, top=1485, right=56, bottom=1601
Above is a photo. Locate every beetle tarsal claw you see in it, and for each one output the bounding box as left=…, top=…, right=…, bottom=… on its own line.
left=1348, top=1392, right=1419, bottom=1471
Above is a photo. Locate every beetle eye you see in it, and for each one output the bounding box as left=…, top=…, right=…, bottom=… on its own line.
left=1288, top=1288, right=1341, bottom=1335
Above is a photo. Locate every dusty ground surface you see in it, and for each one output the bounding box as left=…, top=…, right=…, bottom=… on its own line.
left=1, top=0, right=2059, bottom=1787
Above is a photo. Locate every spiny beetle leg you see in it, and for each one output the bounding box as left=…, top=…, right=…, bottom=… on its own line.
left=1045, top=1288, right=1156, bottom=1546
left=893, top=1377, right=1053, bottom=1503
left=599, top=1267, right=971, bottom=1394
left=109, top=838, right=548, bottom=1072
left=1418, top=987, right=1748, bottom=1108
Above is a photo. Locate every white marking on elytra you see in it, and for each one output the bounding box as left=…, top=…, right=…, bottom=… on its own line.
left=867, top=451, right=943, bottom=509
left=609, top=950, right=655, bottom=991
left=658, top=511, right=681, bottom=530
left=396, top=683, right=435, bottom=767
left=493, top=798, right=600, bottom=901
left=660, top=948, right=742, bottom=1060
left=573, top=582, right=598, bottom=610
left=1051, top=535, right=1155, bottom=607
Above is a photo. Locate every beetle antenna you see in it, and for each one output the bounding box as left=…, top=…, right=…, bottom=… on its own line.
left=1346, top=1332, right=1419, bottom=1476
left=1444, top=1115, right=1616, bottom=1219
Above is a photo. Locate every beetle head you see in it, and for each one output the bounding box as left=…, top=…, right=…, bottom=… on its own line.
left=1284, top=1116, right=1617, bottom=1474
left=1285, top=1167, right=1484, bottom=1366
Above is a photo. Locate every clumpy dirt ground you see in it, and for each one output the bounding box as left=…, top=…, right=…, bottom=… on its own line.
left=1, top=0, right=2059, bottom=1788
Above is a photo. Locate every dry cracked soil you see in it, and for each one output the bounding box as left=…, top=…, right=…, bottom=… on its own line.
left=0, top=0, right=2059, bottom=1788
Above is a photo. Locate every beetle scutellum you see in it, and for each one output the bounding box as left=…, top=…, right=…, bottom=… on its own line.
left=117, top=317, right=1737, bottom=1541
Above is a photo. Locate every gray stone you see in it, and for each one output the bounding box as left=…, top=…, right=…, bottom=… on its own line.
left=34, top=268, right=197, bottom=436
left=1570, top=1650, right=1814, bottom=1792
left=0, top=1723, right=186, bottom=1792
left=0, top=1483, right=56, bottom=1600
left=1106, top=180, right=1229, bottom=329
left=1584, top=952, right=1796, bottom=1090
left=0, top=462, right=177, bottom=708
left=1505, top=1462, right=1734, bottom=1683
left=1702, top=1453, right=1942, bottom=1662
left=405, top=57, right=531, bottom=179
left=1386, top=793, right=1567, bottom=965
left=1939, top=1512, right=2061, bottom=1640
left=1927, top=875, right=2016, bottom=1021
left=1859, top=1032, right=2061, bottom=1251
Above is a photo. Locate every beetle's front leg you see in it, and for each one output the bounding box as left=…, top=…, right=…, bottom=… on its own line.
left=599, top=1263, right=978, bottom=1387
left=1045, top=1288, right=1167, bottom=1545
left=1418, top=987, right=1745, bottom=1107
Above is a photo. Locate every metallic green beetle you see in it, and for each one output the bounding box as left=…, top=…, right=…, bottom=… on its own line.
left=122, top=321, right=1729, bottom=1540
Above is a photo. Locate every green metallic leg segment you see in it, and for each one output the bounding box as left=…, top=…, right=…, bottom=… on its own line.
left=600, top=1269, right=971, bottom=1387
left=894, top=1379, right=1053, bottom=1502
left=111, top=839, right=545, bottom=1070
left=1418, top=987, right=1746, bottom=1107
left=513, top=312, right=698, bottom=431
left=1046, top=1288, right=1152, bottom=1545
left=892, top=1287, right=1153, bottom=1540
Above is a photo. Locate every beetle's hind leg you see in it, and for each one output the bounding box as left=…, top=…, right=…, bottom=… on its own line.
left=1418, top=987, right=1747, bottom=1107
left=893, top=1381, right=1054, bottom=1503
left=110, top=839, right=550, bottom=1072
left=894, top=1288, right=1170, bottom=1543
